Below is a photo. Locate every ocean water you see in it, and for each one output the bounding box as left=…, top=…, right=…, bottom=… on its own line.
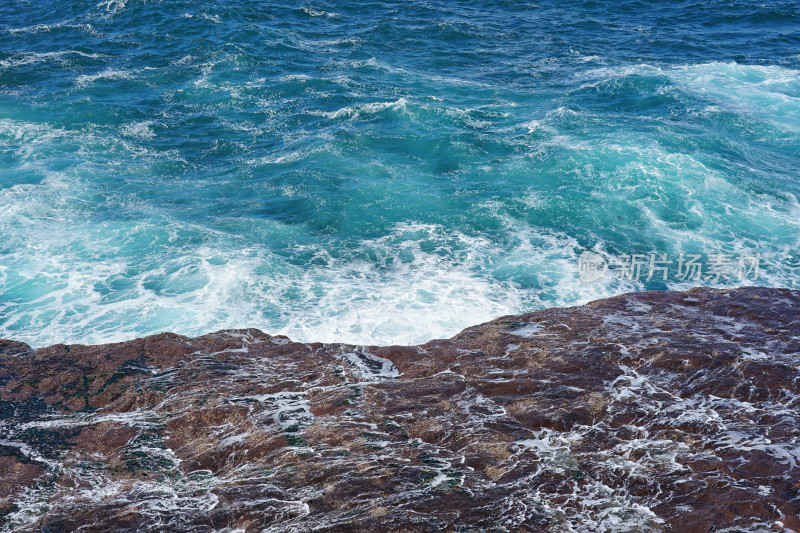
left=1, top=0, right=799, bottom=348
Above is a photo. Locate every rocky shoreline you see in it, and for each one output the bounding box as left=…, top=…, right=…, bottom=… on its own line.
left=1, top=287, right=799, bottom=532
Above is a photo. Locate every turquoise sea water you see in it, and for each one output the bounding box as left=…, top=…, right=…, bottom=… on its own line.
left=1, top=0, right=799, bottom=347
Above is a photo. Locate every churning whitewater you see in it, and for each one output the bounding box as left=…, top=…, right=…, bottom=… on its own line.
left=1, top=1, right=800, bottom=347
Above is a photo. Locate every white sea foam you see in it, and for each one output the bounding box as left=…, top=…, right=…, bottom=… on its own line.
left=579, top=62, right=800, bottom=132
left=10, top=156, right=766, bottom=349
left=0, top=214, right=528, bottom=346
left=507, top=323, right=543, bottom=337
left=182, top=12, right=222, bottom=23
left=0, top=50, right=105, bottom=69
left=5, top=22, right=99, bottom=35
left=2, top=156, right=797, bottom=349
left=342, top=349, right=401, bottom=381
left=317, top=98, right=409, bottom=120
left=278, top=74, right=312, bottom=82
left=300, top=6, right=340, bottom=18
left=76, top=68, right=134, bottom=87
left=97, top=0, right=127, bottom=16
left=120, top=121, right=156, bottom=139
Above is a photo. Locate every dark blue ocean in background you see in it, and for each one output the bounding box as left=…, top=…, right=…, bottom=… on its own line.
left=1, top=0, right=799, bottom=347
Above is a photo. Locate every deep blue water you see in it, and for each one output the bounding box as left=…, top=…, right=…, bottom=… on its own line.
left=1, top=0, right=799, bottom=347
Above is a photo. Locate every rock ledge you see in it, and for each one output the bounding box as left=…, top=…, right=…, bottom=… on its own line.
left=1, top=287, right=799, bottom=532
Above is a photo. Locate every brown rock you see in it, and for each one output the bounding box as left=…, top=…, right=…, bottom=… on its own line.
left=1, top=287, right=799, bottom=532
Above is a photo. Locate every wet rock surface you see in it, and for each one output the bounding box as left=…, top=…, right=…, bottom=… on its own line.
left=1, top=287, right=799, bottom=532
